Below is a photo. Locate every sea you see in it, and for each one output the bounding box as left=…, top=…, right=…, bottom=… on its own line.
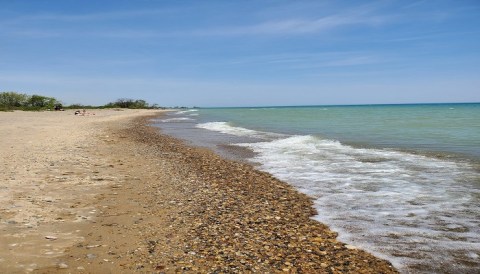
left=154, top=103, right=480, bottom=273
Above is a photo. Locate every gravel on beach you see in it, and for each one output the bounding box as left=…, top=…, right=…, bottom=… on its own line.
left=5, top=111, right=397, bottom=273
left=114, top=114, right=398, bottom=273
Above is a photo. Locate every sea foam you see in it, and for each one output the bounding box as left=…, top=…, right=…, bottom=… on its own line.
left=161, top=117, right=194, bottom=122
left=196, top=122, right=285, bottom=139
left=198, top=122, right=480, bottom=273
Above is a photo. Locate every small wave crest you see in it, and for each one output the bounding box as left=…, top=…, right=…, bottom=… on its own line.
left=196, top=122, right=284, bottom=139
left=161, top=117, right=194, bottom=122
left=174, top=109, right=198, bottom=115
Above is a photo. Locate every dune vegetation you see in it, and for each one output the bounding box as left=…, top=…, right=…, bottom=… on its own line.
left=0, top=91, right=160, bottom=111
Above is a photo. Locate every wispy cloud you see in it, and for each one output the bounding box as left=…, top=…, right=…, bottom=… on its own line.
left=2, top=0, right=469, bottom=41
left=228, top=52, right=386, bottom=69
left=192, top=7, right=391, bottom=36
left=83, top=7, right=392, bottom=39
left=386, top=30, right=480, bottom=43
left=0, top=8, right=178, bottom=39
left=3, top=29, right=62, bottom=38
left=3, top=8, right=174, bottom=24
left=1, top=2, right=393, bottom=39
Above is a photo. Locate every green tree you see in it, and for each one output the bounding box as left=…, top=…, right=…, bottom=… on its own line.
left=27, top=94, right=59, bottom=109
left=132, top=99, right=148, bottom=109
left=0, top=92, right=29, bottom=110
left=105, top=98, right=150, bottom=109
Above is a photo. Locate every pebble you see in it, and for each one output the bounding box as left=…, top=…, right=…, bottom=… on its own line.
left=65, top=114, right=399, bottom=273
left=86, top=253, right=97, bottom=259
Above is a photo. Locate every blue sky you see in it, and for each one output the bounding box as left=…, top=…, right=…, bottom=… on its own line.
left=1, top=0, right=479, bottom=107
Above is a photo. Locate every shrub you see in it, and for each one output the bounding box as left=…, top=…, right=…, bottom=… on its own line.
left=0, top=92, right=29, bottom=110
left=0, top=91, right=61, bottom=111
left=105, top=98, right=151, bottom=109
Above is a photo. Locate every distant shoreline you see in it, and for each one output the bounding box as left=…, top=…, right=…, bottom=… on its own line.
left=196, top=101, right=480, bottom=109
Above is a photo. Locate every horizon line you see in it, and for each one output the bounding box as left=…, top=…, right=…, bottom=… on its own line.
left=194, top=101, right=480, bottom=109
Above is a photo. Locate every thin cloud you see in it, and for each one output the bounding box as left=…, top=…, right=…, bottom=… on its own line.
left=76, top=13, right=389, bottom=39
left=192, top=10, right=391, bottom=36
left=1, top=1, right=463, bottom=40
left=3, top=29, right=62, bottom=38
left=228, top=52, right=386, bottom=69
left=386, top=30, right=480, bottom=43
left=3, top=8, right=174, bottom=24
left=0, top=3, right=396, bottom=39
left=77, top=3, right=395, bottom=38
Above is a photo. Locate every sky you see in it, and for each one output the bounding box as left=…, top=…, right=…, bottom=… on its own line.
left=1, top=0, right=479, bottom=107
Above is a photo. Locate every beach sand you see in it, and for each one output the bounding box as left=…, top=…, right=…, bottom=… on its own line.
left=0, top=110, right=397, bottom=273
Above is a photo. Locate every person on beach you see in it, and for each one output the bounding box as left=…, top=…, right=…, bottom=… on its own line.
left=74, top=109, right=95, bottom=116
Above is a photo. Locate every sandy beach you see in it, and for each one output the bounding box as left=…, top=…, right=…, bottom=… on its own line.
left=0, top=109, right=397, bottom=273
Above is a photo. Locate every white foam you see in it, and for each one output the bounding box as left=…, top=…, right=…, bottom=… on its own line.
left=161, top=117, right=194, bottom=122
left=238, top=135, right=480, bottom=273
left=174, top=109, right=198, bottom=115
left=196, top=122, right=285, bottom=139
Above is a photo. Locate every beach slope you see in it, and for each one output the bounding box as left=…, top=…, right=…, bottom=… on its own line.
left=0, top=110, right=397, bottom=273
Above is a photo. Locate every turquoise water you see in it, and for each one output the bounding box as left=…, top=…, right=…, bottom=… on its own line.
left=157, top=103, right=480, bottom=273
left=197, top=103, right=480, bottom=161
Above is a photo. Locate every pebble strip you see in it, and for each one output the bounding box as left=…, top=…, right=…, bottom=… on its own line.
left=123, top=115, right=399, bottom=273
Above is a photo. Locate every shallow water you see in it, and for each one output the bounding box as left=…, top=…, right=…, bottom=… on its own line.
left=156, top=104, right=480, bottom=273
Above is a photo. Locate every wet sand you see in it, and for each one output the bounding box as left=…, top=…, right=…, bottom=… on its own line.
left=0, top=110, right=397, bottom=273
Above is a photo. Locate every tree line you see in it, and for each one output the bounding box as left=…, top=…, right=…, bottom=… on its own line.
left=0, top=92, right=161, bottom=111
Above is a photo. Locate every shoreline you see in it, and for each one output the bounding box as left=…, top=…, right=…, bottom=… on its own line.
left=0, top=110, right=397, bottom=273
